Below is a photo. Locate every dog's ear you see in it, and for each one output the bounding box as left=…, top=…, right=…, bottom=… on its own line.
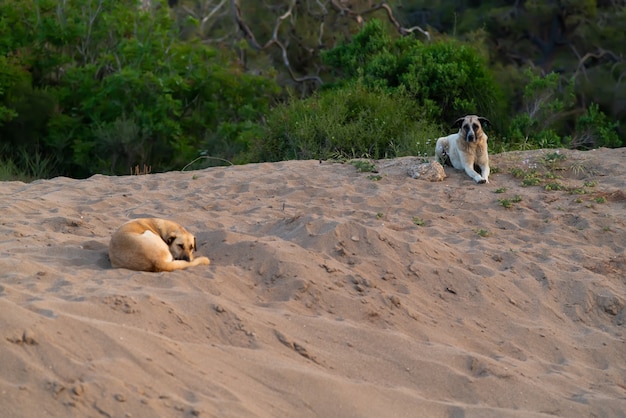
left=478, top=117, right=491, bottom=129
left=452, top=117, right=465, bottom=129
left=193, top=237, right=197, bottom=251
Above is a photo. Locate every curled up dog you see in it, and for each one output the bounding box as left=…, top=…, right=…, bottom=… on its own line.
left=109, top=218, right=210, bottom=272
left=435, top=115, right=491, bottom=184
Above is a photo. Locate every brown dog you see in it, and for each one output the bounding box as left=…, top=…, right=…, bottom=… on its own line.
left=435, top=115, right=491, bottom=184
left=109, top=218, right=210, bottom=272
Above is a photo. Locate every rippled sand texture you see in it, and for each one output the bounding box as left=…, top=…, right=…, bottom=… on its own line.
left=1, top=148, right=625, bottom=417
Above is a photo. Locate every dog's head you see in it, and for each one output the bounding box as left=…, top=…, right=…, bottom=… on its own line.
left=165, top=229, right=197, bottom=262
left=453, top=115, right=490, bottom=143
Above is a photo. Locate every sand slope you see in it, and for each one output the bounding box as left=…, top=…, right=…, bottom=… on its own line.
left=1, top=148, right=625, bottom=417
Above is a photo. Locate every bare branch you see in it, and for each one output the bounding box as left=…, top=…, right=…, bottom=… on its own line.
left=76, top=0, right=105, bottom=64
left=227, top=0, right=430, bottom=88
left=231, top=0, right=323, bottom=85
left=313, top=0, right=328, bottom=15
left=200, top=0, right=228, bottom=33
left=572, top=45, right=623, bottom=81
left=231, top=0, right=262, bottom=51
left=330, top=1, right=430, bottom=40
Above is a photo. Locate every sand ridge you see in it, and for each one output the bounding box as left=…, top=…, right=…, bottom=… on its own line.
left=1, top=148, right=625, bottom=417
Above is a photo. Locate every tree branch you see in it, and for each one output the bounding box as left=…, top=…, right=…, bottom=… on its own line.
left=571, top=45, right=623, bottom=81
left=330, top=1, right=430, bottom=40
left=231, top=0, right=323, bottom=85
left=228, top=0, right=430, bottom=88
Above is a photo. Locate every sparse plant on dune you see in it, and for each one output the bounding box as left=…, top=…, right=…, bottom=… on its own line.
left=412, top=216, right=425, bottom=226
left=522, top=175, right=542, bottom=187
left=350, top=160, right=377, bottom=173
left=475, top=228, right=489, bottom=237
left=498, top=198, right=513, bottom=208
left=544, top=182, right=566, bottom=191
left=498, top=195, right=522, bottom=208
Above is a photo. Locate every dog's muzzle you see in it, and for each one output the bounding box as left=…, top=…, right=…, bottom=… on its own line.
left=466, top=130, right=476, bottom=142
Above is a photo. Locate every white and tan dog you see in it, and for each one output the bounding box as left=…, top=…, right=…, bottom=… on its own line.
left=435, top=115, right=491, bottom=184
left=109, top=218, right=210, bottom=272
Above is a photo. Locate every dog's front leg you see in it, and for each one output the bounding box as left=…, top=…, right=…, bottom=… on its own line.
left=460, top=154, right=486, bottom=183
left=463, top=164, right=487, bottom=184
left=479, top=164, right=490, bottom=183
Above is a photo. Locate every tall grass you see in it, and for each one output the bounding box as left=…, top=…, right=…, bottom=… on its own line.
left=0, top=158, right=30, bottom=181
left=0, top=150, right=57, bottom=182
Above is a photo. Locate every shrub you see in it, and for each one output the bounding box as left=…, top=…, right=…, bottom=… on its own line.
left=0, top=0, right=280, bottom=178
left=499, top=69, right=577, bottom=150
left=570, top=103, right=620, bottom=149
left=249, top=82, right=440, bottom=162
left=0, top=56, right=25, bottom=127
left=500, top=69, right=622, bottom=150
left=323, top=20, right=505, bottom=124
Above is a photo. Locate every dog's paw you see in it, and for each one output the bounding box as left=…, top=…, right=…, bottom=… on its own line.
left=477, top=178, right=487, bottom=184
left=195, top=256, right=211, bottom=266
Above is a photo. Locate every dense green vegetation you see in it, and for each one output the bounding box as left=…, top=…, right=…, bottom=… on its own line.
left=0, top=0, right=278, bottom=179
left=251, top=82, right=441, bottom=162
left=1, top=0, right=623, bottom=180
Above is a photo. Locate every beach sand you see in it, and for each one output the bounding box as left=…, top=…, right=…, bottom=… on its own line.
left=1, top=148, right=625, bottom=417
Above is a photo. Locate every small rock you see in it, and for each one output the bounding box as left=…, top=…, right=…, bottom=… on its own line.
left=389, top=295, right=401, bottom=307
left=407, top=161, right=446, bottom=181
left=22, top=330, right=37, bottom=345
left=48, top=381, right=65, bottom=396
left=597, top=292, right=623, bottom=316
left=72, top=384, right=84, bottom=396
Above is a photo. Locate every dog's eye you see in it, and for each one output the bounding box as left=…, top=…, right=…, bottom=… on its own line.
left=472, top=123, right=479, bottom=130
left=178, top=244, right=184, bottom=249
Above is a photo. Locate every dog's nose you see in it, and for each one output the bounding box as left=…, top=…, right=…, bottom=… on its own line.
left=179, top=254, right=190, bottom=262
left=467, top=133, right=475, bottom=142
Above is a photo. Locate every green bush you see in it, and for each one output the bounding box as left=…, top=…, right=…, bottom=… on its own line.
left=323, top=20, right=505, bottom=124
left=248, top=82, right=440, bottom=162
left=0, top=0, right=280, bottom=178
left=570, top=103, right=620, bottom=149
left=0, top=56, right=25, bottom=127
left=499, top=69, right=620, bottom=150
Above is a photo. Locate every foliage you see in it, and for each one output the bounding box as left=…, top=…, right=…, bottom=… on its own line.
left=1, top=1, right=624, bottom=181
left=411, top=0, right=626, bottom=146
left=0, top=56, right=25, bottom=127
left=496, top=69, right=572, bottom=150
left=248, top=81, right=440, bottom=162
left=350, top=160, right=377, bottom=173
left=497, top=69, right=620, bottom=151
left=570, top=103, right=620, bottom=149
left=0, top=0, right=279, bottom=178
left=0, top=158, right=28, bottom=181
left=323, top=20, right=505, bottom=125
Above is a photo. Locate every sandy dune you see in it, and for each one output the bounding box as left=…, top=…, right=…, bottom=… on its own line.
left=1, top=148, right=625, bottom=417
